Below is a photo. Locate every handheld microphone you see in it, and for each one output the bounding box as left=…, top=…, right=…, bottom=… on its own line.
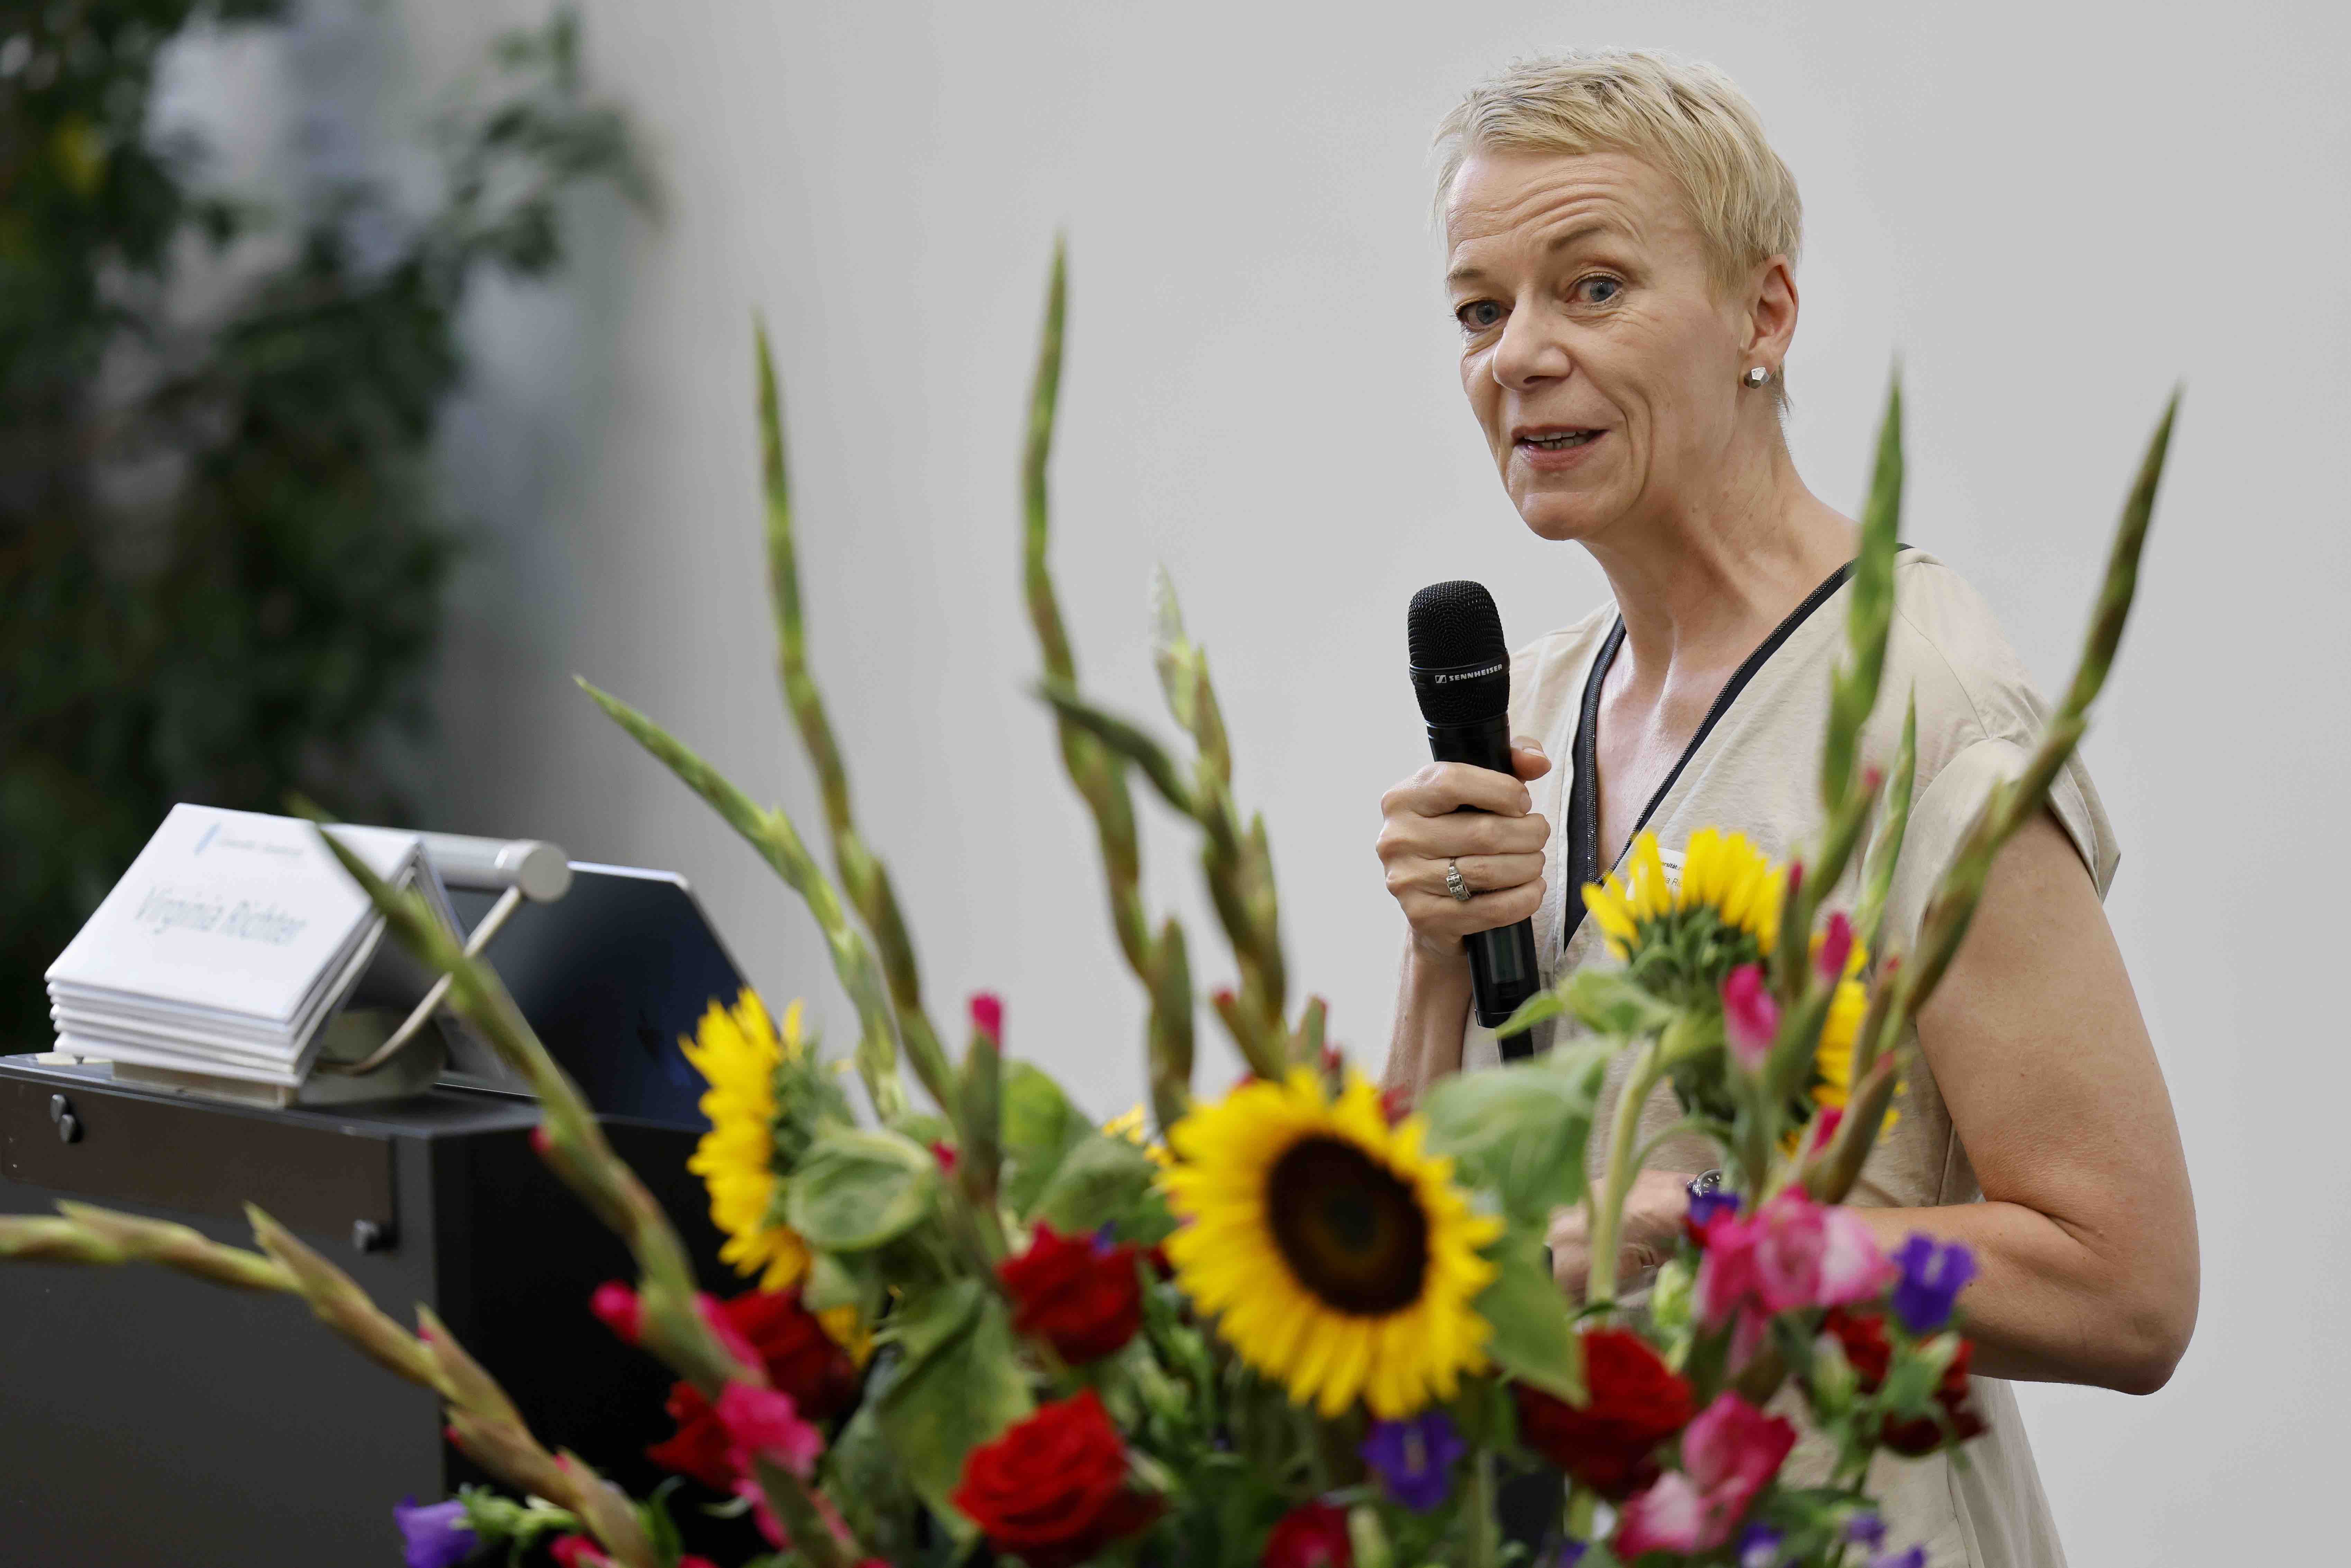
left=1408, top=580, right=1543, bottom=1031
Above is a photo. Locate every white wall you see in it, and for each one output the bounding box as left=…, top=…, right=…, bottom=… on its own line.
left=270, top=1, right=2351, bottom=1558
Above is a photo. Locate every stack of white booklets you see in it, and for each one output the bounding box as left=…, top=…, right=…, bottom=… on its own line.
left=45, top=803, right=471, bottom=1095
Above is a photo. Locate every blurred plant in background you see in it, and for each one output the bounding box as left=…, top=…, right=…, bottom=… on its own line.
left=0, top=0, right=646, bottom=1046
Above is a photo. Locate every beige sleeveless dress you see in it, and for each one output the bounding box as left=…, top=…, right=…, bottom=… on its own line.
left=1459, top=548, right=2111, bottom=1568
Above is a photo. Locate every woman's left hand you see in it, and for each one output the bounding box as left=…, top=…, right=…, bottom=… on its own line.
left=1547, top=1169, right=1695, bottom=1301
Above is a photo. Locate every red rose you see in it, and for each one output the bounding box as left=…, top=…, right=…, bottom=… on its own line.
left=645, top=1287, right=860, bottom=1488
left=998, top=1223, right=1144, bottom=1364
left=1513, top=1327, right=1695, bottom=1499
left=719, top=1287, right=861, bottom=1420
left=1262, top=1501, right=1353, bottom=1568
left=951, top=1389, right=1160, bottom=1568
left=1818, top=1308, right=1987, bottom=1457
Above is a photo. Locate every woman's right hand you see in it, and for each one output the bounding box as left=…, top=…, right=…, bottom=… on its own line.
left=1375, top=740, right=1552, bottom=964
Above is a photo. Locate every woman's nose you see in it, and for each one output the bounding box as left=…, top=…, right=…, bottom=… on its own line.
left=1489, top=305, right=1574, bottom=391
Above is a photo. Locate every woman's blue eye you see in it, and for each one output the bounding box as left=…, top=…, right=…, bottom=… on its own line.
left=1456, top=300, right=1503, bottom=331
left=1577, top=276, right=1622, bottom=305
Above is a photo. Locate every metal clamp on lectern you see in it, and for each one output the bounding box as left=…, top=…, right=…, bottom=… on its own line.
left=318, top=834, right=572, bottom=1077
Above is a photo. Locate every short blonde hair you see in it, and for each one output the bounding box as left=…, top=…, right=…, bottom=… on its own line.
left=1434, top=50, right=1803, bottom=297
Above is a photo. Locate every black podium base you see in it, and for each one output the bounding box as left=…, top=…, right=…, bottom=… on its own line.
left=0, top=1055, right=765, bottom=1565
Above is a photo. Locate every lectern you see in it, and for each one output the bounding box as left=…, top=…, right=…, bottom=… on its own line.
left=0, top=1055, right=765, bottom=1565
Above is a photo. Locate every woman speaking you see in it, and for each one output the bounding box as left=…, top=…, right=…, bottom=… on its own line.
left=1377, top=53, right=2197, bottom=1568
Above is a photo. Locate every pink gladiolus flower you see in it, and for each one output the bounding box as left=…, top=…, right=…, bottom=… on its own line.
left=1721, top=964, right=1778, bottom=1072
left=970, top=992, right=1004, bottom=1042
left=1696, top=1190, right=1898, bottom=1367
left=716, top=1383, right=823, bottom=1479
left=1614, top=1394, right=1796, bottom=1556
left=1817, top=910, right=1856, bottom=981
left=589, top=1281, right=641, bottom=1345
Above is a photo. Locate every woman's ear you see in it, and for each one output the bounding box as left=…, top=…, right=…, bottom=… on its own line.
left=1744, top=255, right=1800, bottom=366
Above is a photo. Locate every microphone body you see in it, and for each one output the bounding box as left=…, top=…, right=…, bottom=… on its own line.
left=1407, top=581, right=1544, bottom=1032
left=1424, top=713, right=1543, bottom=1028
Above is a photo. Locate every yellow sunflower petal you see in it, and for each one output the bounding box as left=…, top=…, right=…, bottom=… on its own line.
left=1158, top=1068, right=1497, bottom=1419
left=681, top=987, right=812, bottom=1293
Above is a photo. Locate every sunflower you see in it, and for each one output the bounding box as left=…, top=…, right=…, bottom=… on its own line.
left=681, top=989, right=812, bottom=1293
left=1158, top=1069, right=1502, bottom=1419
left=1102, top=1103, right=1173, bottom=1168
left=1792, top=976, right=1898, bottom=1147
left=1582, top=829, right=1788, bottom=1001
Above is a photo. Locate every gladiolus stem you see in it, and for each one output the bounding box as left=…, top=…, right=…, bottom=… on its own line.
left=755, top=324, right=957, bottom=1135
left=1585, top=1031, right=1670, bottom=1308
left=1020, top=243, right=1199, bottom=1122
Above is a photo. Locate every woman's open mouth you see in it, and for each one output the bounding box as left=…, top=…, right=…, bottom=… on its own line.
left=1514, top=427, right=1605, bottom=464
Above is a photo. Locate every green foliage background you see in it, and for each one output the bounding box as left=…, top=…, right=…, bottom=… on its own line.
left=0, top=1, right=643, bottom=1046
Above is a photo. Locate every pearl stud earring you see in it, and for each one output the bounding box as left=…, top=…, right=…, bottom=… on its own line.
left=1741, top=365, right=1771, bottom=389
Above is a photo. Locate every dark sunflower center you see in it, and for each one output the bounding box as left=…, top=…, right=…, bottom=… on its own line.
left=1266, top=1136, right=1429, bottom=1316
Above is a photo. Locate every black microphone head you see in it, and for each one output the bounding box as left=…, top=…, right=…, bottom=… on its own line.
left=1408, top=580, right=1510, bottom=726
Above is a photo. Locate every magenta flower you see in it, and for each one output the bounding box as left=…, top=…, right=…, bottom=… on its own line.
left=1721, top=964, right=1778, bottom=1071
left=589, top=1281, right=641, bottom=1345
left=716, top=1382, right=824, bottom=1479
left=1816, top=910, right=1856, bottom=981
left=1889, top=1233, right=1978, bottom=1334
left=1696, top=1190, right=1897, bottom=1366
left=1614, top=1393, right=1796, bottom=1556
left=969, top=992, right=1004, bottom=1042
left=393, top=1496, right=475, bottom=1568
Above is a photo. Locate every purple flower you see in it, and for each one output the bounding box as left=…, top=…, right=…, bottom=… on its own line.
left=1736, top=1522, right=1784, bottom=1567
left=1845, top=1511, right=1887, bottom=1548
left=1689, top=1188, right=1744, bottom=1230
left=1552, top=1541, right=1588, bottom=1567
left=1360, top=1410, right=1467, bottom=1511
left=1869, top=1549, right=1928, bottom=1568
left=1890, top=1233, right=1978, bottom=1335
left=393, top=1496, right=475, bottom=1568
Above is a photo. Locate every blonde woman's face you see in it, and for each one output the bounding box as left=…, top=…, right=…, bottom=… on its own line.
left=1444, top=149, right=1753, bottom=545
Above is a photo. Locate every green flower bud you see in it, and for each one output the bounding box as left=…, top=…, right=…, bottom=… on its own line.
left=1650, top=1255, right=1695, bottom=1334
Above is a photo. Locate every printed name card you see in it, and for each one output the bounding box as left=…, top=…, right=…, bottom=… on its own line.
left=45, top=804, right=434, bottom=1086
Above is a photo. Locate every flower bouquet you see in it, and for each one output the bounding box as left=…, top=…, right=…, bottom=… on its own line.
left=0, top=246, right=2176, bottom=1568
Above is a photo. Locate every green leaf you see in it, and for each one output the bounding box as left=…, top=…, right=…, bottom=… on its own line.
left=1495, top=987, right=1566, bottom=1039
left=1477, top=1233, right=1586, bottom=1403
left=1418, top=1044, right=1608, bottom=1225
left=830, top=1371, right=923, bottom=1564
left=875, top=1277, right=1036, bottom=1542
left=802, top=1247, right=884, bottom=1325
left=636, top=1478, right=685, bottom=1568
left=786, top=1127, right=939, bottom=1251
left=1033, top=1132, right=1160, bottom=1235
left=1000, top=1061, right=1091, bottom=1215
left=1562, top=970, right=1677, bottom=1039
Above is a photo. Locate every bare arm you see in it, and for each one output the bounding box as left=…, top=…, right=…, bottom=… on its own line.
left=1548, top=814, right=2198, bottom=1394
left=1376, top=741, right=1552, bottom=1107
left=1846, top=811, right=2199, bottom=1392
left=1383, top=940, right=1475, bottom=1104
